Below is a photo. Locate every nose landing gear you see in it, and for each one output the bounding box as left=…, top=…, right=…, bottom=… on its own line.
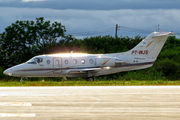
left=20, top=77, right=28, bottom=82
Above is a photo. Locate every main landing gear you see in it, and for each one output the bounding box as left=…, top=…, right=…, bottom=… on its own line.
left=87, top=71, right=94, bottom=81
left=87, top=77, right=94, bottom=82
left=63, top=77, right=67, bottom=81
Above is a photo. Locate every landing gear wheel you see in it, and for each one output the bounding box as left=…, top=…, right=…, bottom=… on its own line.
left=88, top=77, right=94, bottom=82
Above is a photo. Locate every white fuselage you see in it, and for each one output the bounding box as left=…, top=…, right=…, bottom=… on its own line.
left=3, top=32, right=174, bottom=79
left=3, top=53, right=154, bottom=78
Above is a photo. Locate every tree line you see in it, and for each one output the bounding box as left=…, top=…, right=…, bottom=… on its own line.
left=0, top=17, right=180, bottom=80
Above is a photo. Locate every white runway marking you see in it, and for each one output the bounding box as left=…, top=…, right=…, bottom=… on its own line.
left=0, top=103, right=32, bottom=106
left=0, top=113, right=36, bottom=117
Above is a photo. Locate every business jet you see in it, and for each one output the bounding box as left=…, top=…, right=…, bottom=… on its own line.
left=3, top=31, right=174, bottom=82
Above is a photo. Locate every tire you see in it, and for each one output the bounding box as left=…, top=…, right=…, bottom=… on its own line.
left=88, top=77, right=94, bottom=82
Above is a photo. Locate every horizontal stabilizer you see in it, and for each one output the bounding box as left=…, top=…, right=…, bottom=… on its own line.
left=152, top=32, right=175, bottom=38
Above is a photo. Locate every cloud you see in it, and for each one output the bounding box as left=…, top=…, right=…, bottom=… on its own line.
left=0, top=0, right=180, bottom=10
left=0, top=7, right=180, bottom=37
left=0, top=0, right=16, bottom=2
left=22, top=0, right=46, bottom=2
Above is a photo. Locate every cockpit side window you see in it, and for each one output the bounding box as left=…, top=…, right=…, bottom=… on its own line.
left=27, top=58, right=43, bottom=64
left=26, top=58, right=35, bottom=64
left=35, top=58, right=43, bottom=63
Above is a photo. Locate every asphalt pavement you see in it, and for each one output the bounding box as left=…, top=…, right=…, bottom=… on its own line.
left=0, top=86, right=180, bottom=120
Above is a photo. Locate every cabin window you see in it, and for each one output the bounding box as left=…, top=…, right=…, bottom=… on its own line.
left=26, top=58, right=43, bottom=64
left=74, top=59, right=77, bottom=64
left=81, top=59, right=85, bottom=64
left=65, top=59, right=69, bottom=64
left=89, top=59, right=93, bottom=64
left=46, top=60, right=50, bottom=65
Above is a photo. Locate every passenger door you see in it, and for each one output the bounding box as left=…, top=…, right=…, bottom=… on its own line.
left=53, top=57, right=62, bottom=73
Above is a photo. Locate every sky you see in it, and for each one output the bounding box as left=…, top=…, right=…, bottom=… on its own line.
left=0, top=0, right=180, bottom=38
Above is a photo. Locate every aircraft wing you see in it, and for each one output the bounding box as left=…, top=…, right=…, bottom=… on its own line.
left=66, top=68, right=102, bottom=74
left=81, top=68, right=102, bottom=71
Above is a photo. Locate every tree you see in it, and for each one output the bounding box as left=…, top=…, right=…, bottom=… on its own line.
left=0, top=20, right=36, bottom=68
left=0, top=17, right=66, bottom=68
left=35, top=17, right=66, bottom=54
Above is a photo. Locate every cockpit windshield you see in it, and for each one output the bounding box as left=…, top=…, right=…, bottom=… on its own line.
left=26, top=58, right=43, bottom=64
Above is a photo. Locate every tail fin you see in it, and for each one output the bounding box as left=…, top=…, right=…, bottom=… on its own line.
left=123, top=32, right=175, bottom=59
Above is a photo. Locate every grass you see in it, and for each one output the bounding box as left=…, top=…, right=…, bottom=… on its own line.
left=0, top=78, right=180, bottom=86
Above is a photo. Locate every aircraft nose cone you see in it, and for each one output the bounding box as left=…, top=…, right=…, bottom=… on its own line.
left=3, top=70, right=8, bottom=75
left=3, top=69, right=12, bottom=76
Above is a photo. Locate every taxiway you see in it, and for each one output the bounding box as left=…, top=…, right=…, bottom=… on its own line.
left=0, top=86, right=180, bottom=120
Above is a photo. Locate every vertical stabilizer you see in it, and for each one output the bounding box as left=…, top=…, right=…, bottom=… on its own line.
left=123, top=32, right=174, bottom=60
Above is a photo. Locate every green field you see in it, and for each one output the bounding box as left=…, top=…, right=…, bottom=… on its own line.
left=0, top=79, right=180, bottom=86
